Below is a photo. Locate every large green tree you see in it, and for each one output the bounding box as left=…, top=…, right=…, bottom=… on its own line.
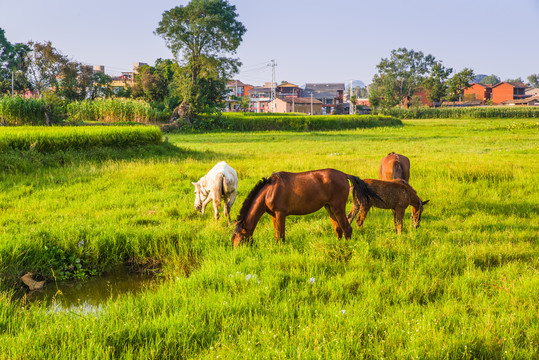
left=155, top=0, right=246, bottom=122
left=446, top=68, right=475, bottom=101
left=0, top=28, right=30, bottom=94
left=422, top=62, right=452, bottom=105
left=25, top=41, right=68, bottom=95
left=527, top=74, right=539, bottom=87
left=371, top=48, right=436, bottom=108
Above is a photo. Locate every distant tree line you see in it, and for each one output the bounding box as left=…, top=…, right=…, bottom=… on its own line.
left=368, top=48, right=538, bottom=110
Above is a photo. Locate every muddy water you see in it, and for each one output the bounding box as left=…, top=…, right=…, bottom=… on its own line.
left=15, top=268, right=158, bottom=311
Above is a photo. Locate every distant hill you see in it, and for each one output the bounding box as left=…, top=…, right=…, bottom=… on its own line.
left=474, top=74, right=487, bottom=83
left=345, top=80, right=366, bottom=90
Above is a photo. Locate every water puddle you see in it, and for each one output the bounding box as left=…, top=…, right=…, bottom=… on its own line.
left=13, top=267, right=158, bottom=312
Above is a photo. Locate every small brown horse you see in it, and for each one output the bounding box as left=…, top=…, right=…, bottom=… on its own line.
left=347, top=179, right=429, bottom=234
left=379, top=152, right=410, bottom=182
left=231, top=169, right=381, bottom=247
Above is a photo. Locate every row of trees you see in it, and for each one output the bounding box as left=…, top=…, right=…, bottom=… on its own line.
left=368, top=48, right=538, bottom=109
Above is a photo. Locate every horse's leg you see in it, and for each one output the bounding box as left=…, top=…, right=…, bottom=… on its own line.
left=325, top=204, right=343, bottom=238
left=394, top=208, right=405, bottom=234
left=201, top=195, right=212, bottom=216
left=274, top=212, right=286, bottom=242
left=356, top=204, right=370, bottom=228
left=333, top=205, right=353, bottom=239
left=347, top=204, right=358, bottom=224
left=225, top=191, right=237, bottom=226
left=212, top=195, right=221, bottom=221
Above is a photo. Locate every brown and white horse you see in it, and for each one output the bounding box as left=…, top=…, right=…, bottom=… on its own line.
left=379, top=152, right=410, bottom=182
left=347, top=179, right=429, bottom=234
left=231, top=169, right=381, bottom=247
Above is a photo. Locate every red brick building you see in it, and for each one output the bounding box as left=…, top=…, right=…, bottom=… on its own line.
left=491, top=82, right=528, bottom=105
left=463, top=83, right=492, bottom=104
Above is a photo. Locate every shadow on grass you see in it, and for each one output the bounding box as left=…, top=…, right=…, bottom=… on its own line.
left=0, top=142, right=245, bottom=177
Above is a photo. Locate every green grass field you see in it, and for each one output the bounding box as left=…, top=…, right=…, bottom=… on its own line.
left=0, top=119, right=538, bottom=359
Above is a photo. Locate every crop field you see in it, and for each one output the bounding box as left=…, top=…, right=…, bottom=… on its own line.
left=0, top=119, right=538, bottom=359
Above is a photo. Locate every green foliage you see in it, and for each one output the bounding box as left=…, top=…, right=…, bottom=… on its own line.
left=0, top=126, right=162, bottom=152
left=371, top=48, right=436, bottom=108
left=382, top=106, right=539, bottom=119
left=527, top=74, right=539, bottom=87
left=188, top=113, right=402, bottom=131
left=156, top=0, right=247, bottom=121
left=446, top=68, right=475, bottom=101
left=43, top=244, right=98, bottom=281
left=423, top=62, right=452, bottom=104
left=479, top=74, right=500, bottom=86
left=0, top=28, right=31, bottom=95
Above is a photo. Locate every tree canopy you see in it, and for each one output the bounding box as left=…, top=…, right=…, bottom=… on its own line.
left=371, top=48, right=436, bottom=108
left=446, top=68, right=475, bottom=102
left=156, top=0, right=246, bottom=122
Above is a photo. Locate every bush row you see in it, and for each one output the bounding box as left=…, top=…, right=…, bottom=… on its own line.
left=381, top=106, right=539, bottom=119
left=0, top=126, right=163, bottom=152
left=192, top=113, right=402, bottom=131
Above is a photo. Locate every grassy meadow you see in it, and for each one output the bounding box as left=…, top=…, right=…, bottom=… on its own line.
left=0, top=118, right=538, bottom=359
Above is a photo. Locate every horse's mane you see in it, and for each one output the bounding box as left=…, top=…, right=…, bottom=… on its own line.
left=236, top=177, right=271, bottom=224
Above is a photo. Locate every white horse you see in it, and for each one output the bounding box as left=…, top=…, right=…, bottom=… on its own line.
left=192, top=161, right=238, bottom=225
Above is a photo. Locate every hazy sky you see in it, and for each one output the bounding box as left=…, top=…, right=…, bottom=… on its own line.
left=1, top=0, right=538, bottom=86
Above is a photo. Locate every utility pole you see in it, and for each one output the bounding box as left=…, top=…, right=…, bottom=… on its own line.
left=268, top=59, right=277, bottom=112
left=11, top=70, right=14, bottom=98
left=292, top=87, right=295, bottom=113
left=310, top=92, right=313, bottom=115
left=350, top=80, right=353, bottom=114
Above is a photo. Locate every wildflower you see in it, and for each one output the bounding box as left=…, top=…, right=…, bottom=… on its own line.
left=246, top=274, right=252, bottom=281
left=341, top=309, right=345, bottom=315
left=78, top=240, right=85, bottom=248
left=309, top=277, right=315, bottom=285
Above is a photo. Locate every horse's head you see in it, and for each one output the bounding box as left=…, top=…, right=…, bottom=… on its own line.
left=231, top=221, right=250, bottom=248
left=192, top=179, right=209, bottom=212
left=411, top=199, right=429, bottom=228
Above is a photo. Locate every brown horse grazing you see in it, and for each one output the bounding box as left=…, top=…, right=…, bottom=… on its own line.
left=231, top=169, right=381, bottom=247
left=347, top=179, right=429, bottom=234
left=379, top=152, right=410, bottom=182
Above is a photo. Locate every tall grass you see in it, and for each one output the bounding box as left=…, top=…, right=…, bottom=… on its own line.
left=0, top=118, right=537, bottom=359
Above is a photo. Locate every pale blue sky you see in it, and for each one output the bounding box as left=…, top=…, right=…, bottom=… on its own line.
left=1, top=0, right=538, bottom=86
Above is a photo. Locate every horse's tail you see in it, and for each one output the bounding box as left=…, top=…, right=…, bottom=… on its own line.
left=347, top=175, right=383, bottom=207
left=214, top=172, right=224, bottom=205
left=392, top=161, right=404, bottom=180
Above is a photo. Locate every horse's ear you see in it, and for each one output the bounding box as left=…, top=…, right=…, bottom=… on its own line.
left=422, top=200, right=430, bottom=205
left=192, top=182, right=198, bottom=186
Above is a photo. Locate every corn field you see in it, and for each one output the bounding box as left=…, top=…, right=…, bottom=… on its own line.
left=0, top=96, right=46, bottom=125
left=67, top=99, right=169, bottom=123
left=382, top=106, right=539, bottom=119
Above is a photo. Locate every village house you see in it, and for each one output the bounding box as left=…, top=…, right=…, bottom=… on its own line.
left=225, top=80, right=253, bottom=112
left=268, top=97, right=323, bottom=115
left=491, top=82, right=529, bottom=105
left=248, top=86, right=271, bottom=113
left=302, top=83, right=344, bottom=114
left=463, top=83, right=492, bottom=104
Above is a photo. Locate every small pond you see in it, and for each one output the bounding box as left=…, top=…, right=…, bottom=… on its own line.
left=13, top=267, right=158, bottom=311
